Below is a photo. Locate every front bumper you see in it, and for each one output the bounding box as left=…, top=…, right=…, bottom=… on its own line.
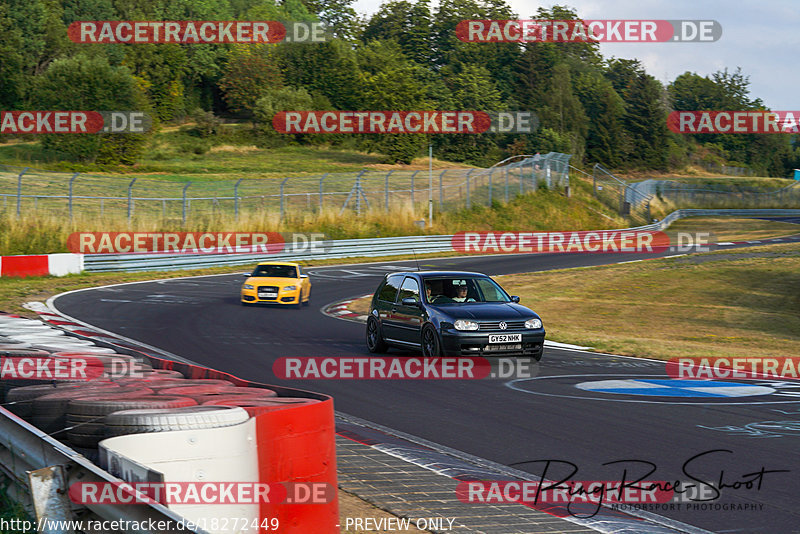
left=241, top=288, right=301, bottom=304
left=440, top=329, right=545, bottom=358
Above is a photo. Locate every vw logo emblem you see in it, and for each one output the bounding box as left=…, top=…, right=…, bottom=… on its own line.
left=499, top=321, right=507, bottom=330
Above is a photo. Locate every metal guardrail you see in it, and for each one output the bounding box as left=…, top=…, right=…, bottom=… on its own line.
left=634, top=208, right=800, bottom=231
left=0, top=408, right=199, bottom=534
left=82, top=209, right=800, bottom=273
left=84, top=235, right=456, bottom=272
left=0, top=332, right=206, bottom=534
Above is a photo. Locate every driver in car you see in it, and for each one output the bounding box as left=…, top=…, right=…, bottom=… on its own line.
left=426, top=281, right=442, bottom=302
left=453, top=285, right=475, bottom=302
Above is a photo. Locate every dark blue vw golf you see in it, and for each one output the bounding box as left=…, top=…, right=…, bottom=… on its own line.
left=365, top=271, right=545, bottom=359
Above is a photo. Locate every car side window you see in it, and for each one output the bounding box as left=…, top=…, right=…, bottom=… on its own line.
left=378, top=274, right=403, bottom=302
left=475, top=278, right=510, bottom=302
left=297, top=266, right=302, bottom=276
left=397, top=277, right=420, bottom=303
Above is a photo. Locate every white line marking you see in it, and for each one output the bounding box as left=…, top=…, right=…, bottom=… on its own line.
left=615, top=259, right=642, bottom=264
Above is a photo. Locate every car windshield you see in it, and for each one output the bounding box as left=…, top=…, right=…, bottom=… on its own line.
left=251, top=265, right=297, bottom=278
left=423, top=277, right=510, bottom=304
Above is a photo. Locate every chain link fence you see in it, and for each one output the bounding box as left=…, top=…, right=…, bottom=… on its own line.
left=656, top=180, right=800, bottom=208
left=0, top=153, right=571, bottom=223
left=592, top=164, right=800, bottom=223
left=698, top=162, right=754, bottom=176
left=592, top=164, right=653, bottom=222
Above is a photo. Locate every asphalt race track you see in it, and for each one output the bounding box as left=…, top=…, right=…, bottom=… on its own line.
left=54, top=238, right=800, bottom=534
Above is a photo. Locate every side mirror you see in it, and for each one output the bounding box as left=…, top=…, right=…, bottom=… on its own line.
left=300, top=274, right=308, bottom=278
left=243, top=272, right=252, bottom=277
left=510, top=295, right=520, bottom=303
left=401, top=297, right=420, bottom=307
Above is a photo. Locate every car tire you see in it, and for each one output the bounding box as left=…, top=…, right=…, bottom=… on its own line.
left=421, top=324, right=442, bottom=358
left=302, top=296, right=310, bottom=306
left=366, top=317, right=388, bottom=353
left=105, top=406, right=249, bottom=437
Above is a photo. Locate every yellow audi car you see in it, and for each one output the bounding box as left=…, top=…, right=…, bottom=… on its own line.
left=240, top=262, right=311, bottom=307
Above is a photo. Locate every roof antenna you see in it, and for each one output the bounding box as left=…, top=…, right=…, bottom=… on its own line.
left=412, top=248, right=421, bottom=271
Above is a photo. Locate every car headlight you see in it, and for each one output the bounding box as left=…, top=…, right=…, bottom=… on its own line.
left=283, top=285, right=297, bottom=291
left=453, top=319, right=479, bottom=331
left=243, top=284, right=254, bottom=290
left=525, top=318, right=543, bottom=329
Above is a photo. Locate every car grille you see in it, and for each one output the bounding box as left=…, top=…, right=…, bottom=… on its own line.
left=478, top=321, right=526, bottom=331
left=257, top=286, right=279, bottom=300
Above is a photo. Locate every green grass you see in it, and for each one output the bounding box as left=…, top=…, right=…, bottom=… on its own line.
left=496, top=241, right=800, bottom=360
left=0, top=488, right=35, bottom=534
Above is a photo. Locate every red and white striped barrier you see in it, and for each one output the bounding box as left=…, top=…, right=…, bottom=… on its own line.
left=0, top=253, right=83, bottom=277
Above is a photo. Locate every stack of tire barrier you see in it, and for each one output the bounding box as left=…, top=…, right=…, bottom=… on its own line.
left=0, top=312, right=338, bottom=533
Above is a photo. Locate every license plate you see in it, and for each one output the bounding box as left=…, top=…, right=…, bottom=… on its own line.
left=260, top=292, right=278, bottom=298
left=489, top=333, right=522, bottom=343
left=485, top=344, right=522, bottom=351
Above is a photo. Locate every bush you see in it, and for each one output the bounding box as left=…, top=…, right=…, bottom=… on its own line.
left=33, top=55, right=151, bottom=164
left=189, top=108, right=222, bottom=138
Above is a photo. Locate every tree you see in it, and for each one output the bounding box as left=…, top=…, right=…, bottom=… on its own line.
left=437, top=64, right=505, bottom=164
left=253, top=85, right=318, bottom=146
left=574, top=71, right=624, bottom=166
left=32, top=54, right=149, bottom=163
left=624, top=73, right=668, bottom=169
left=218, top=46, right=283, bottom=116
left=541, top=64, right=588, bottom=160
left=363, top=0, right=433, bottom=65
left=301, top=0, right=361, bottom=40
left=605, top=58, right=644, bottom=100
left=276, top=39, right=361, bottom=109
left=354, top=40, right=433, bottom=163
left=669, top=71, right=721, bottom=111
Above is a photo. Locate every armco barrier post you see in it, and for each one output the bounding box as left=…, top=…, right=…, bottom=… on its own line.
left=439, top=170, right=446, bottom=206
left=384, top=170, right=393, bottom=213
left=280, top=177, right=289, bottom=220
left=16, top=167, right=27, bottom=217
left=234, top=178, right=243, bottom=221
left=319, top=173, right=328, bottom=211
left=68, top=172, right=79, bottom=219
left=182, top=182, right=191, bottom=224
left=466, top=169, right=473, bottom=209
left=127, top=177, right=137, bottom=222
